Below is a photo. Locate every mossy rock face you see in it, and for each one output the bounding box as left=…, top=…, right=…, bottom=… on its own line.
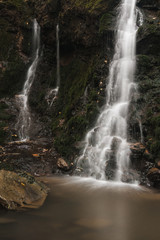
left=128, top=53, right=160, bottom=161
left=69, top=0, right=119, bottom=14
left=137, top=0, right=160, bottom=9
left=27, top=0, right=116, bottom=162
left=52, top=56, right=99, bottom=159
left=0, top=102, right=11, bottom=145
left=137, top=8, right=160, bottom=56
left=50, top=49, right=109, bottom=160
left=99, top=12, right=115, bottom=34
left=0, top=0, right=34, bottom=98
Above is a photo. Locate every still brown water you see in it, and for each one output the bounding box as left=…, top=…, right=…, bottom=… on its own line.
left=0, top=176, right=160, bottom=240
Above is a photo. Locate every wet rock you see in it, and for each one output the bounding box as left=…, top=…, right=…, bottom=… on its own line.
left=156, top=160, right=160, bottom=169
left=121, top=169, right=140, bottom=183
left=130, top=142, right=146, bottom=169
left=57, top=158, right=69, bottom=171
left=147, top=167, right=160, bottom=188
left=137, top=0, right=160, bottom=9
left=0, top=170, right=49, bottom=210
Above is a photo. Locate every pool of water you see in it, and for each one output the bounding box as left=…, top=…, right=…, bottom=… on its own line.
left=0, top=176, right=160, bottom=240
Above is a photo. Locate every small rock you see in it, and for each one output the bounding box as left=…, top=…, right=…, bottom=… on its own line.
left=57, top=158, right=69, bottom=171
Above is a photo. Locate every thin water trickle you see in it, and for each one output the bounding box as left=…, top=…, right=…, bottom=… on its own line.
left=139, top=119, right=144, bottom=144
left=77, top=0, right=140, bottom=182
left=47, top=24, right=60, bottom=106
left=56, top=24, right=60, bottom=89
left=16, top=19, right=40, bottom=141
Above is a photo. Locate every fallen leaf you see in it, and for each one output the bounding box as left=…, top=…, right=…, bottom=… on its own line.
left=145, top=149, right=149, bottom=154
left=32, top=154, right=40, bottom=157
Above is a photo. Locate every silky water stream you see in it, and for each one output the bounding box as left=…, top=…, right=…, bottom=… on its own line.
left=16, top=19, right=40, bottom=141
left=77, top=0, right=143, bottom=182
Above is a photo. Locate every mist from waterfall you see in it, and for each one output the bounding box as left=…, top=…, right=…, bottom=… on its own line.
left=16, top=19, right=40, bottom=141
left=77, top=0, right=141, bottom=182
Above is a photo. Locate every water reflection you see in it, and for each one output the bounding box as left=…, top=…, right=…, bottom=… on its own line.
left=0, top=176, right=160, bottom=240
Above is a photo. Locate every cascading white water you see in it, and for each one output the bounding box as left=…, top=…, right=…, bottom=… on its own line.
left=16, top=19, right=40, bottom=141
left=77, top=0, right=141, bottom=182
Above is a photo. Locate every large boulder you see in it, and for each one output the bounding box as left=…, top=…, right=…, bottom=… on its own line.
left=0, top=170, right=49, bottom=210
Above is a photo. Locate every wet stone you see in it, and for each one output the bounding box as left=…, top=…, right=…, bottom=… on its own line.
left=0, top=170, right=49, bottom=210
left=57, top=158, right=69, bottom=171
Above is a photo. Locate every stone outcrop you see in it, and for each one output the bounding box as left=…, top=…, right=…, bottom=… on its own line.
left=57, top=157, right=70, bottom=171
left=0, top=170, right=49, bottom=210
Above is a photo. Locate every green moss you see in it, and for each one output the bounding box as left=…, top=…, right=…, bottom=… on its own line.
left=155, top=127, right=160, bottom=140
left=3, top=0, right=28, bottom=11
left=0, top=162, right=14, bottom=172
left=54, top=133, right=74, bottom=159
left=137, top=55, right=153, bottom=72
left=70, top=0, right=106, bottom=13
left=0, top=112, right=11, bottom=121
left=150, top=142, right=160, bottom=156
left=52, top=54, right=101, bottom=159
left=68, top=115, right=88, bottom=136
left=57, top=58, right=93, bottom=120
left=0, top=103, right=11, bottom=144
left=99, top=13, right=113, bottom=33
left=0, top=53, right=27, bottom=97
left=0, top=31, right=14, bottom=60
left=151, top=115, right=160, bottom=127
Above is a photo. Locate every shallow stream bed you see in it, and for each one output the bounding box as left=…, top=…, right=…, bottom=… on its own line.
left=0, top=176, right=160, bottom=240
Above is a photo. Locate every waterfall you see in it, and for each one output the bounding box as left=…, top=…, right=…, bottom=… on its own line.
left=56, top=24, right=60, bottom=89
left=16, top=19, right=40, bottom=141
left=49, top=24, right=60, bottom=106
left=77, top=0, right=140, bottom=182
left=138, top=120, right=144, bottom=144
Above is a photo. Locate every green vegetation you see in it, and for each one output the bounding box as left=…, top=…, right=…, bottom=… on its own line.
left=0, top=31, right=13, bottom=60
left=0, top=54, right=28, bottom=97
left=0, top=103, right=10, bottom=145
left=99, top=12, right=113, bottom=33
left=2, top=0, right=29, bottom=12
left=70, top=0, right=106, bottom=13
left=0, top=0, right=33, bottom=98
left=52, top=55, right=101, bottom=159
left=136, top=54, right=160, bottom=160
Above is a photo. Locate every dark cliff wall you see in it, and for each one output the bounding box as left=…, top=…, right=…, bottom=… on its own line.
left=0, top=0, right=34, bottom=143
left=28, top=0, right=119, bottom=160
left=128, top=0, right=160, bottom=167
